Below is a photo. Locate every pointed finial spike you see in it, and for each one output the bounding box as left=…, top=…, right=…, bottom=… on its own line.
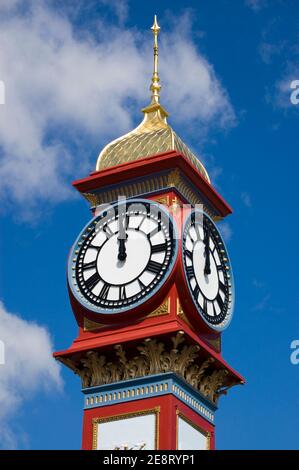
left=151, top=15, right=160, bottom=34
left=150, top=15, right=161, bottom=104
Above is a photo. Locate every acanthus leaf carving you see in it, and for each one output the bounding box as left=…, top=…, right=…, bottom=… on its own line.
left=185, top=357, right=214, bottom=389
left=73, top=333, right=233, bottom=404
left=199, top=369, right=229, bottom=403
left=137, top=339, right=164, bottom=375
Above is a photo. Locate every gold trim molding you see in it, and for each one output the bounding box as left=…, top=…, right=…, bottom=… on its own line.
left=83, top=298, right=170, bottom=332
left=176, top=299, right=194, bottom=331
left=92, top=407, right=160, bottom=450
left=176, top=410, right=211, bottom=450
left=84, top=317, right=106, bottom=332
left=147, top=297, right=170, bottom=318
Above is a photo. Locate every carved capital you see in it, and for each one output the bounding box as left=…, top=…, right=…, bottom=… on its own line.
left=74, top=333, right=235, bottom=404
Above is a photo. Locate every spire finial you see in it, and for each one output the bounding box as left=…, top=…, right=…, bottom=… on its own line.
left=150, top=15, right=161, bottom=104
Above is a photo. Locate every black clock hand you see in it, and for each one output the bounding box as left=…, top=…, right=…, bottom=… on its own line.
left=118, top=209, right=127, bottom=261
left=118, top=237, right=127, bottom=261
left=204, top=225, right=211, bottom=275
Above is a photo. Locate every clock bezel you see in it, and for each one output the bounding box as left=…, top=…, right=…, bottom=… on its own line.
left=182, top=209, right=235, bottom=332
left=68, top=198, right=178, bottom=316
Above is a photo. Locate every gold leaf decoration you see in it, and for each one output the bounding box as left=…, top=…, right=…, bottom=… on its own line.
left=73, top=332, right=235, bottom=404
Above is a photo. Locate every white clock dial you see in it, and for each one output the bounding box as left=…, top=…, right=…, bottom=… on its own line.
left=182, top=210, right=234, bottom=331
left=68, top=199, right=177, bottom=314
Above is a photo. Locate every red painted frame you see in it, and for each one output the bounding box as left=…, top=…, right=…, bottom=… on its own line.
left=72, top=151, right=232, bottom=219
left=82, top=395, right=215, bottom=450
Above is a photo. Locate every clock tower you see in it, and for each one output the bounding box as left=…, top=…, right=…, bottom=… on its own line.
left=54, top=16, right=244, bottom=450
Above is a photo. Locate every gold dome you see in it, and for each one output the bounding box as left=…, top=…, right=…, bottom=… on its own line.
left=96, top=103, right=210, bottom=182
left=95, top=16, right=210, bottom=183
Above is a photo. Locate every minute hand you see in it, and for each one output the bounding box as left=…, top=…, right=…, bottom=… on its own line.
left=118, top=210, right=127, bottom=261
left=204, top=226, right=211, bottom=275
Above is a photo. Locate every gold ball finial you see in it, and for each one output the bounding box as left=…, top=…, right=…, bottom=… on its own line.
left=150, top=15, right=161, bottom=104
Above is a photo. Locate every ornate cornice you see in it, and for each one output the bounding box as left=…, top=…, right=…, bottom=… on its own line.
left=83, top=169, right=218, bottom=220
left=73, top=332, right=237, bottom=404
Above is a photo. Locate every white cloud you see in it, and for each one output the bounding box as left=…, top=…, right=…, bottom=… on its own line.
left=253, top=293, right=271, bottom=311
left=241, top=191, right=252, bottom=208
left=273, top=73, right=299, bottom=108
left=99, top=0, right=129, bottom=25
left=257, top=36, right=299, bottom=109
left=0, top=80, right=5, bottom=105
left=0, top=2, right=235, bottom=217
left=218, top=221, right=233, bottom=243
left=253, top=278, right=266, bottom=289
left=245, top=0, right=267, bottom=12
left=259, top=41, right=286, bottom=65
left=0, top=0, right=22, bottom=11
left=257, top=35, right=299, bottom=109
left=160, top=17, right=235, bottom=130
left=0, top=301, right=62, bottom=449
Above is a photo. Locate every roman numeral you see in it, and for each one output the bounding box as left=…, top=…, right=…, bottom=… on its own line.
left=119, top=285, right=126, bottom=300
left=185, top=249, right=193, bottom=260
left=216, top=264, right=223, bottom=271
left=203, top=297, right=208, bottom=312
left=85, top=272, right=100, bottom=290
left=147, top=224, right=161, bottom=239
left=103, top=224, right=114, bottom=239
left=151, top=242, right=167, bottom=253
left=193, top=284, right=200, bottom=299
left=135, top=215, right=146, bottom=231
left=213, top=303, right=217, bottom=317
left=146, top=260, right=163, bottom=274
left=219, top=281, right=227, bottom=293
left=138, top=279, right=146, bottom=291
left=186, top=265, right=195, bottom=278
left=89, top=243, right=101, bottom=250
left=83, top=260, right=97, bottom=270
left=99, top=283, right=110, bottom=300
left=216, top=294, right=224, bottom=311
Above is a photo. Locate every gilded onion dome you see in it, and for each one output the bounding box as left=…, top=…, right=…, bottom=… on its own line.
left=96, top=16, right=210, bottom=183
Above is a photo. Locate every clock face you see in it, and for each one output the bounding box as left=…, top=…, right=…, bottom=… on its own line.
left=68, top=199, right=177, bottom=315
left=182, top=210, right=234, bottom=331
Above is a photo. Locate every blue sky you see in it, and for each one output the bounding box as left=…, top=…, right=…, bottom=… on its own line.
left=0, top=0, right=299, bottom=449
